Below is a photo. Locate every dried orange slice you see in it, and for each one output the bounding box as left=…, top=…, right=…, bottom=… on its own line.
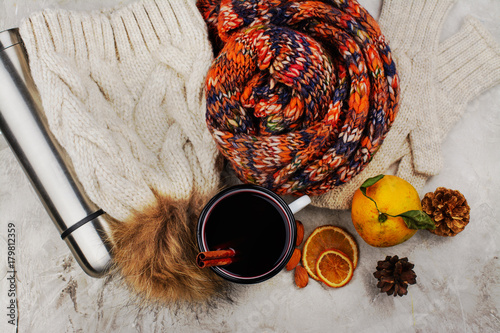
left=316, top=250, right=354, bottom=288
left=302, top=225, right=358, bottom=280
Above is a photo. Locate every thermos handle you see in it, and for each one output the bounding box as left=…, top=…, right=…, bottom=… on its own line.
left=0, top=28, right=112, bottom=277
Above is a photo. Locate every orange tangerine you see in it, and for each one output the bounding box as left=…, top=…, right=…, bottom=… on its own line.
left=351, top=175, right=421, bottom=247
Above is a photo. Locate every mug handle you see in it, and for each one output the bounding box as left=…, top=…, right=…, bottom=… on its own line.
left=288, top=195, right=311, bottom=214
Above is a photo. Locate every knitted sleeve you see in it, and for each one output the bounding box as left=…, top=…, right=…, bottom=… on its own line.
left=312, top=0, right=500, bottom=209
left=378, top=0, right=455, bottom=177
left=436, top=17, right=500, bottom=137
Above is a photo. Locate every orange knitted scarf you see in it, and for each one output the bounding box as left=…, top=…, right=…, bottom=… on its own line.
left=198, top=0, right=399, bottom=195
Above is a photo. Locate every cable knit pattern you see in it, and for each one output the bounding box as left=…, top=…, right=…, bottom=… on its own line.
left=19, top=0, right=219, bottom=222
left=312, top=0, right=500, bottom=209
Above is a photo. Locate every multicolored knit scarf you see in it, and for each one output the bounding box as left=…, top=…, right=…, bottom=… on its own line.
left=198, top=0, right=399, bottom=196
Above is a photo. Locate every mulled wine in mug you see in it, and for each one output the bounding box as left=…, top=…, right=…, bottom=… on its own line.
left=196, top=184, right=310, bottom=284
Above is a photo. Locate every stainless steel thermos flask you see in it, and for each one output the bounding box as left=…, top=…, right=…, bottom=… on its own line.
left=0, top=28, right=112, bottom=277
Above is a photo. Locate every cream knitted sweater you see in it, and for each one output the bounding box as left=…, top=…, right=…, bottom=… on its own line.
left=313, top=0, right=500, bottom=209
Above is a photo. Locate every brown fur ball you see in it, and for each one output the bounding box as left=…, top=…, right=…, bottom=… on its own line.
left=108, top=192, right=226, bottom=303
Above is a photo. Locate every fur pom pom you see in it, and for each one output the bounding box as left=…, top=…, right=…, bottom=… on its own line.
left=108, top=192, right=226, bottom=303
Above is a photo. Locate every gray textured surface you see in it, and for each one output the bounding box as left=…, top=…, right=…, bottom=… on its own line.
left=1, top=0, right=499, bottom=332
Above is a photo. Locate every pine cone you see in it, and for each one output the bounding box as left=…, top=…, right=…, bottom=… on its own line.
left=422, top=187, right=470, bottom=237
left=373, top=256, right=417, bottom=297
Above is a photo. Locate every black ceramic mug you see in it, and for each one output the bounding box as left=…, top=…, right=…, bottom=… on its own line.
left=197, top=184, right=310, bottom=284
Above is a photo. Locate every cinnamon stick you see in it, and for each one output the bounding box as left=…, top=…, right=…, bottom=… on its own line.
left=196, top=249, right=237, bottom=268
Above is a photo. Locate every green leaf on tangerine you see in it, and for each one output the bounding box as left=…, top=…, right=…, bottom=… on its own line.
left=360, top=174, right=385, bottom=197
left=359, top=174, right=385, bottom=213
left=397, top=210, right=436, bottom=230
